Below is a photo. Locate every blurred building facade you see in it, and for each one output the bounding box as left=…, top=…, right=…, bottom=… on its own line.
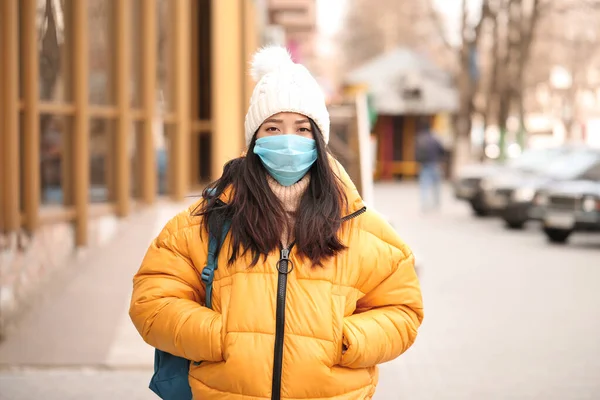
left=344, top=47, right=458, bottom=180
left=267, top=0, right=317, bottom=68
left=0, top=0, right=263, bottom=331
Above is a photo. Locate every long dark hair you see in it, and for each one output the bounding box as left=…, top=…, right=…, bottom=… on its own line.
left=193, top=119, right=348, bottom=267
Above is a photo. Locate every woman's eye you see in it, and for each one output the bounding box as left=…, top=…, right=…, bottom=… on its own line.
left=298, top=127, right=311, bottom=132
left=266, top=127, right=279, bottom=132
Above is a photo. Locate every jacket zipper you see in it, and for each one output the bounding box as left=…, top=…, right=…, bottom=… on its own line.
left=271, top=244, right=294, bottom=400
left=342, top=206, right=367, bottom=222
left=270, top=206, right=366, bottom=400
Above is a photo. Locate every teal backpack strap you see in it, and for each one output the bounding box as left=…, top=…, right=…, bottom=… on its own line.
left=201, top=220, right=231, bottom=309
left=149, top=216, right=231, bottom=399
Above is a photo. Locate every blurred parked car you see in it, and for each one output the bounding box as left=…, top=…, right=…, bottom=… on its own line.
left=533, top=172, right=600, bottom=243
left=492, top=148, right=600, bottom=229
left=453, top=147, right=569, bottom=216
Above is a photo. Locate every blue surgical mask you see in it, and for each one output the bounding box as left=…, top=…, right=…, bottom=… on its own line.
left=253, top=134, right=318, bottom=186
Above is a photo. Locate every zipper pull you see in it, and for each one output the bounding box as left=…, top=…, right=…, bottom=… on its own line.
left=277, top=248, right=293, bottom=274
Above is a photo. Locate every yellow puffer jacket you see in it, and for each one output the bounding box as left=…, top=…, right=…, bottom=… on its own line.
left=130, top=162, right=423, bottom=399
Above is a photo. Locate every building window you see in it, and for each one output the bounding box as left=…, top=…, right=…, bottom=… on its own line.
left=157, top=0, right=173, bottom=112
left=19, top=113, right=25, bottom=212
left=88, top=0, right=114, bottom=105
left=156, top=123, right=171, bottom=196
left=89, top=118, right=115, bottom=203
left=130, top=121, right=143, bottom=198
left=40, top=114, right=70, bottom=205
left=196, top=0, right=211, bottom=121
left=130, top=0, right=142, bottom=108
left=190, top=0, right=212, bottom=184
left=38, top=0, right=71, bottom=102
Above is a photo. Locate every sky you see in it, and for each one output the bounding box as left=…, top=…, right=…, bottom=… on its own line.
left=316, top=0, right=347, bottom=37
left=316, top=0, right=482, bottom=41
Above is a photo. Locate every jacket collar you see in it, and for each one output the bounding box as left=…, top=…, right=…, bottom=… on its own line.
left=329, top=157, right=366, bottom=217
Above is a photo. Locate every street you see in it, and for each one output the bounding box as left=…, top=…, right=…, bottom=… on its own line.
left=1, top=183, right=599, bottom=399
left=374, top=183, right=600, bottom=400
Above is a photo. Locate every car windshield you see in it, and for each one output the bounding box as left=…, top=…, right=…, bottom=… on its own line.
left=507, top=148, right=566, bottom=173
left=542, top=150, right=600, bottom=180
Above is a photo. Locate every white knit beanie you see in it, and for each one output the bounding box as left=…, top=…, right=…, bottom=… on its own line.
left=244, top=46, right=330, bottom=147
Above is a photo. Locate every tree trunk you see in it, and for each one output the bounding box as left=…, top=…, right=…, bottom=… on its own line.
left=516, top=93, right=526, bottom=149
left=451, top=43, right=475, bottom=177
left=483, top=13, right=500, bottom=161
left=451, top=114, right=473, bottom=177
left=497, top=0, right=521, bottom=160
left=445, top=0, right=492, bottom=177
left=497, top=93, right=510, bottom=160
left=514, top=0, right=540, bottom=150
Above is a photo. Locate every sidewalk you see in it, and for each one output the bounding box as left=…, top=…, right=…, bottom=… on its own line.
left=0, top=200, right=191, bottom=368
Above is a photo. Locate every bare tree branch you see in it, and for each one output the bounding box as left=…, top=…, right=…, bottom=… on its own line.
left=473, top=0, right=493, bottom=42
left=426, top=0, right=455, bottom=53
left=539, top=0, right=600, bottom=16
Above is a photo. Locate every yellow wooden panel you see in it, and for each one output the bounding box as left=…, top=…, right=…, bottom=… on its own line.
left=72, top=0, right=90, bottom=246
left=114, top=0, right=132, bottom=217
left=1, top=0, right=21, bottom=232
left=243, top=0, right=258, bottom=111
left=38, top=102, right=77, bottom=114
left=390, top=161, right=419, bottom=177
left=22, top=0, right=41, bottom=231
left=171, top=0, right=191, bottom=200
left=0, top=4, right=6, bottom=232
left=140, top=0, right=157, bottom=203
left=88, top=105, right=119, bottom=118
left=211, top=0, right=244, bottom=179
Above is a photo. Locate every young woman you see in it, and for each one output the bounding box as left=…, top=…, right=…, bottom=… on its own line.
left=130, top=46, right=423, bottom=400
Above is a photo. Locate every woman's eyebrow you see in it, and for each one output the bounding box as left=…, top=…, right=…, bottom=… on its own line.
left=264, top=118, right=283, bottom=124
left=295, top=119, right=310, bottom=124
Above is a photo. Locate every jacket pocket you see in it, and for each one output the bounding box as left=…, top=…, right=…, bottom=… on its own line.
left=218, top=285, right=232, bottom=361
left=331, top=294, right=346, bottom=366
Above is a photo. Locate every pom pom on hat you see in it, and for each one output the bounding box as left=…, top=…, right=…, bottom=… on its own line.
left=250, top=46, right=294, bottom=82
left=244, top=45, right=330, bottom=147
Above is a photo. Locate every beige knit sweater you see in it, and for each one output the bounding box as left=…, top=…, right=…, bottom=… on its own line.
left=266, top=173, right=311, bottom=248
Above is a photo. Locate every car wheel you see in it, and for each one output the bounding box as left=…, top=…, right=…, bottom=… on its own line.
left=470, top=201, right=489, bottom=217
left=543, top=228, right=571, bottom=244
left=505, top=219, right=525, bottom=230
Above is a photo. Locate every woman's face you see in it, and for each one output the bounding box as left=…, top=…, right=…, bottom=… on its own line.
left=256, top=112, right=314, bottom=140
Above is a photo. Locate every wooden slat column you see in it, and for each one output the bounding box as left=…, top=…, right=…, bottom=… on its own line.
left=1, top=0, right=21, bottom=233
left=141, top=0, right=157, bottom=204
left=114, top=0, right=132, bottom=216
left=210, top=0, right=244, bottom=179
left=22, top=0, right=41, bottom=232
left=190, top=0, right=199, bottom=189
left=72, top=0, right=90, bottom=246
left=171, top=0, right=191, bottom=200
left=0, top=6, right=6, bottom=233
left=243, top=0, right=258, bottom=110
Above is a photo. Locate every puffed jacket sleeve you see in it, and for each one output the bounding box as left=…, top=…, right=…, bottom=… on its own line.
left=128, top=209, right=223, bottom=362
left=340, top=250, right=423, bottom=369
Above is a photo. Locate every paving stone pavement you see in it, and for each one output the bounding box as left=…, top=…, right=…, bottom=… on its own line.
left=1, top=183, right=599, bottom=400
left=0, top=369, right=156, bottom=400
